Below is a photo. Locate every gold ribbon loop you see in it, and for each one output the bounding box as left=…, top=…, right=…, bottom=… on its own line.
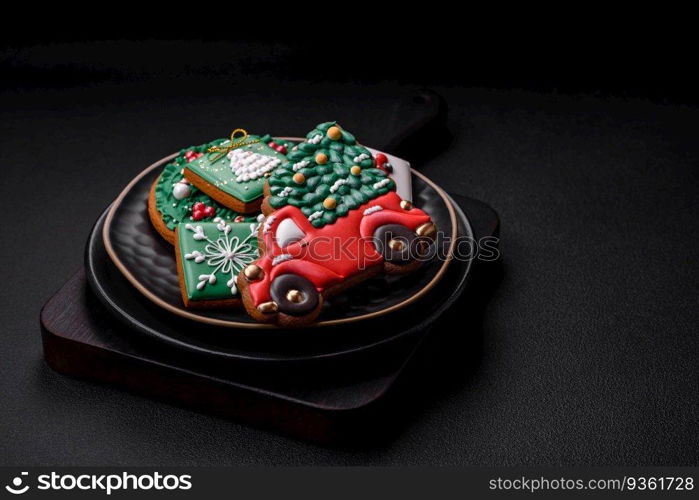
left=207, top=128, right=260, bottom=163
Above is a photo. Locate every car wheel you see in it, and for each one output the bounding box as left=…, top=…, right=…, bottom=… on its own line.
left=373, top=224, right=417, bottom=266
left=270, top=274, right=320, bottom=316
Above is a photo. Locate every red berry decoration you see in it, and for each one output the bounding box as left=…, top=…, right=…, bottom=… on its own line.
left=234, top=215, right=245, bottom=222
left=203, top=206, right=215, bottom=218
left=275, top=145, right=287, bottom=154
left=268, top=141, right=278, bottom=148
left=184, top=150, right=202, bottom=162
left=192, top=202, right=205, bottom=211
left=374, top=152, right=392, bottom=173
left=192, top=210, right=204, bottom=221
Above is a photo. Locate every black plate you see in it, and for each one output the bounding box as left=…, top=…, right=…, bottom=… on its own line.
left=85, top=195, right=473, bottom=363
left=101, top=156, right=456, bottom=328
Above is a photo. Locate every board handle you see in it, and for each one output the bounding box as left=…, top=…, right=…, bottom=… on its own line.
left=376, top=89, right=450, bottom=168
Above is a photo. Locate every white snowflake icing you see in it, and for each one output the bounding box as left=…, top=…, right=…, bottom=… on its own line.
left=184, top=222, right=259, bottom=295
left=353, top=153, right=370, bottom=163
left=308, top=134, right=322, bottom=144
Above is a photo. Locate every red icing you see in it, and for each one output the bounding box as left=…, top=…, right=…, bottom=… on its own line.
left=248, top=191, right=432, bottom=306
left=185, top=150, right=203, bottom=162
left=374, top=153, right=393, bottom=173
left=191, top=201, right=215, bottom=221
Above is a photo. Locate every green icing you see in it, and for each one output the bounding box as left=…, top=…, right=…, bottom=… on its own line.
left=184, top=134, right=288, bottom=203
left=177, top=221, right=260, bottom=301
left=154, top=137, right=292, bottom=229
left=268, top=122, right=395, bottom=228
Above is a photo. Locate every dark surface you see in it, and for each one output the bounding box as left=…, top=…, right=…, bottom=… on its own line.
left=1, top=40, right=698, bottom=465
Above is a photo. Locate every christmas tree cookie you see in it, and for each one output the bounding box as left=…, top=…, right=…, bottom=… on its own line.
left=184, top=131, right=289, bottom=214
left=263, top=122, right=395, bottom=224
left=175, top=218, right=262, bottom=308
left=238, top=122, right=437, bottom=327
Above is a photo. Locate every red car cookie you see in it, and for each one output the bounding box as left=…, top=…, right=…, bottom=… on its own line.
left=237, top=122, right=437, bottom=327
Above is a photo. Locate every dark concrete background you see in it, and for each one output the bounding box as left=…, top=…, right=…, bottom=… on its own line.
left=1, top=39, right=697, bottom=465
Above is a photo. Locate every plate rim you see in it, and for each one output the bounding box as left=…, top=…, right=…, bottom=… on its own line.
left=102, top=141, right=457, bottom=329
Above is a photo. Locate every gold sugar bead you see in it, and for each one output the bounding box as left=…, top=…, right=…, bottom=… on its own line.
left=323, top=197, right=337, bottom=210
left=286, top=289, right=304, bottom=303
left=293, top=173, right=305, bottom=184
left=257, top=301, right=278, bottom=314
left=315, top=153, right=328, bottom=164
left=243, top=264, right=264, bottom=282
left=416, top=222, right=437, bottom=240
left=327, top=126, right=342, bottom=140
left=388, top=238, right=405, bottom=251
left=350, top=165, right=362, bottom=175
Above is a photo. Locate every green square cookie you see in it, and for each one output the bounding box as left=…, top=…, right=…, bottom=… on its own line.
left=176, top=219, right=260, bottom=305
left=184, top=139, right=287, bottom=209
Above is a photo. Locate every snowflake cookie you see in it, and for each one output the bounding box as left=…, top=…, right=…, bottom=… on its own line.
left=175, top=218, right=262, bottom=308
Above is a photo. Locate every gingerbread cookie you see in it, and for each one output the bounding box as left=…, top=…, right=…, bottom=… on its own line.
left=175, top=218, right=262, bottom=308
left=148, top=140, right=258, bottom=245
left=183, top=132, right=290, bottom=214
left=237, top=122, right=437, bottom=327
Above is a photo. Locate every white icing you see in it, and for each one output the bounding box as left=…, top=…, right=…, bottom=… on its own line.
left=353, top=153, right=370, bottom=163
left=172, top=181, right=191, bottom=200
left=308, top=134, right=322, bottom=144
left=363, top=205, right=384, bottom=216
left=275, top=218, right=305, bottom=248
left=329, top=178, right=348, bottom=193
left=308, top=211, right=324, bottom=222
left=366, top=147, right=413, bottom=202
left=228, top=148, right=282, bottom=182
left=263, top=214, right=276, bottom=234
left=292, top=160, right=310, bottom=171
left=373, top=178, right=391, bottom=190
left=272, top=253, right=294, bottom=266
left=185, top=250, right=205, bottom=263
left=213, top=217, right=231, bottom=235
left=277, top=186, right=294, bottom=198
left=186, top=224, right=207, bottom=241
left=185, top=221, right=260, bottom=296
